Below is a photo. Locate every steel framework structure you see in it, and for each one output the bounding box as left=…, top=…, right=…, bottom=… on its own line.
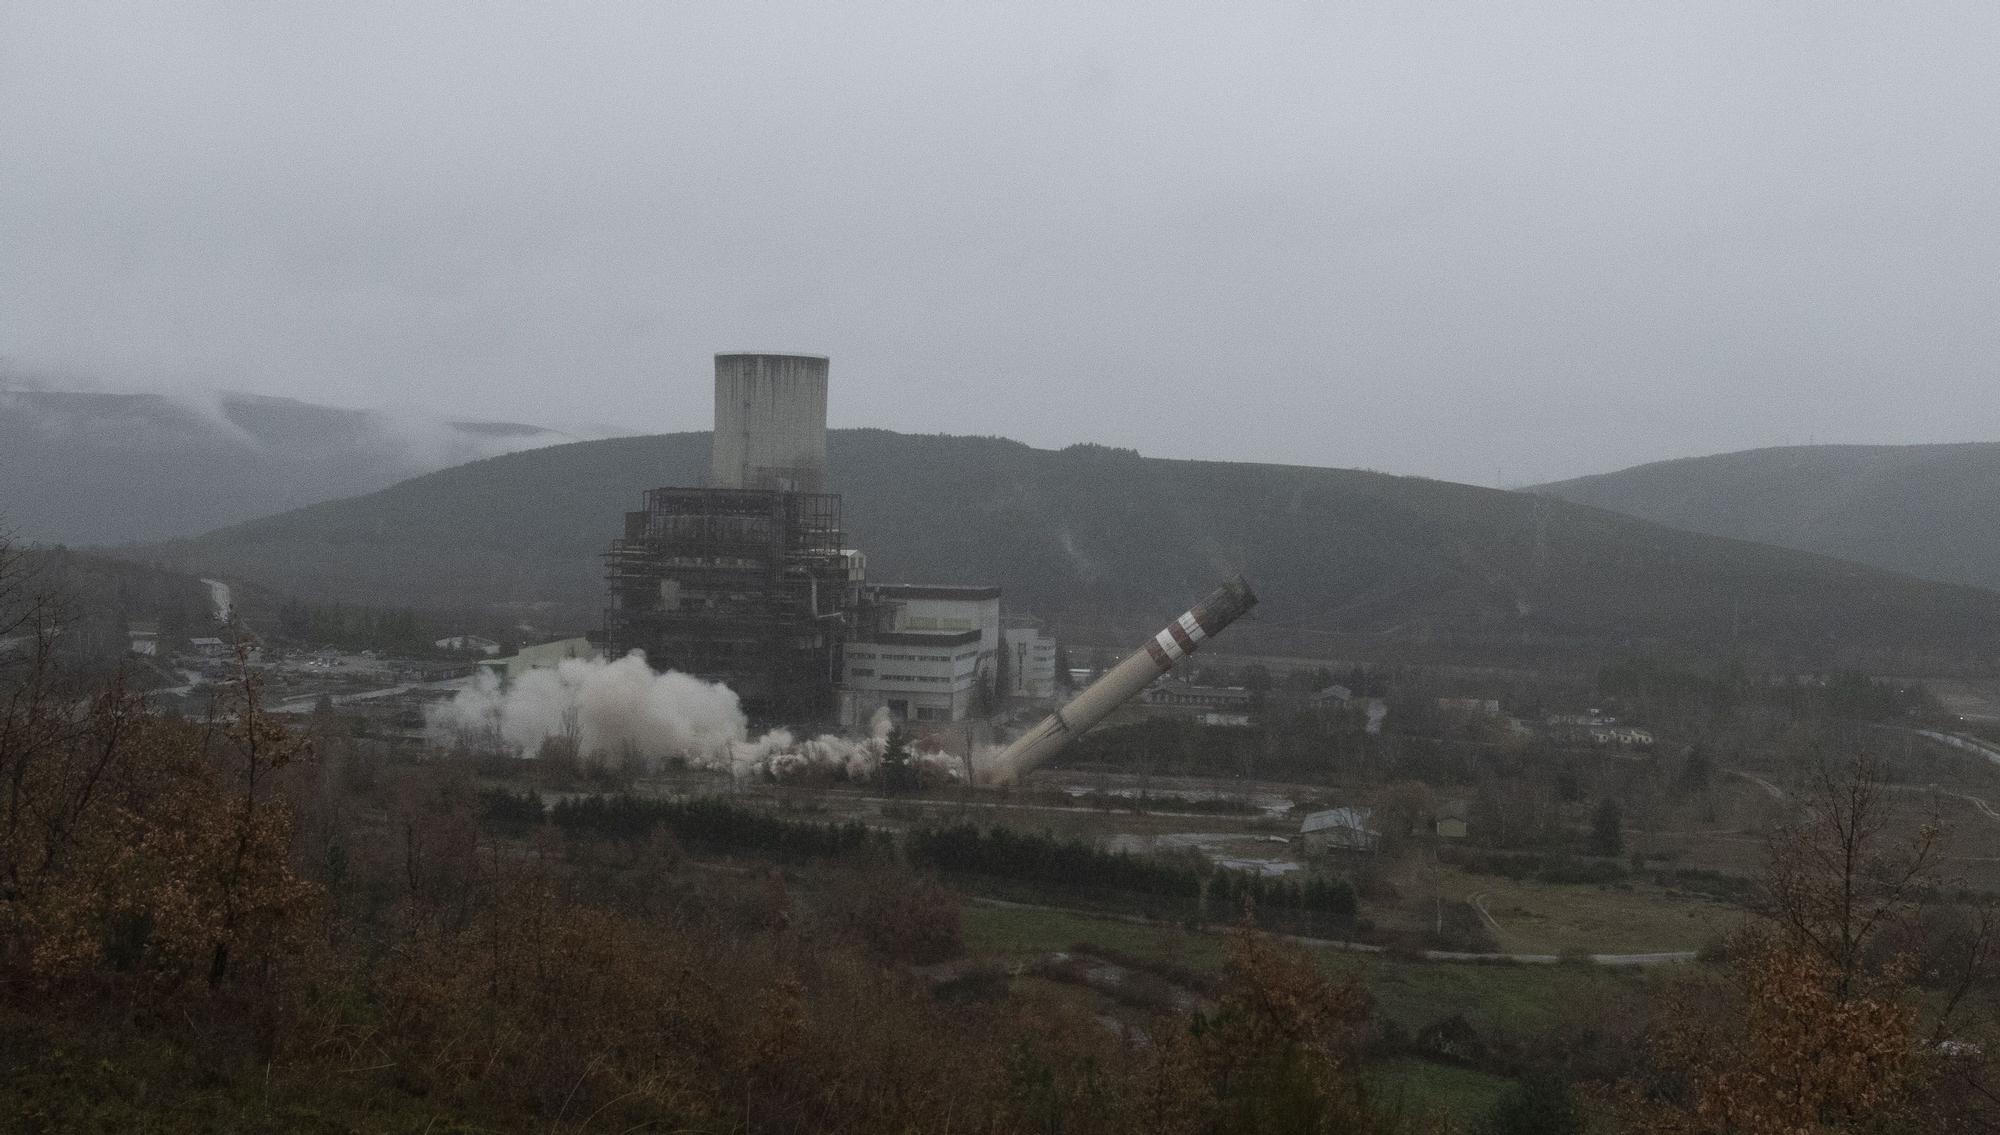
left=600, top=487, right=853, bottom=723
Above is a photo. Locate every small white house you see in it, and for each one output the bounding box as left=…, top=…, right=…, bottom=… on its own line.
left=1311, top=684, right=1354, bottom=709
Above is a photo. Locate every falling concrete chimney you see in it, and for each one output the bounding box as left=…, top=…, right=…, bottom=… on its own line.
left=982, top=576, right=1259, bottom=783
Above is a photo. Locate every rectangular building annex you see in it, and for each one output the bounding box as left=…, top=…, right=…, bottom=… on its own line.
left=1003, top=623, right=1059, bottom=700
left=839, top=583, right=1002, bottom=727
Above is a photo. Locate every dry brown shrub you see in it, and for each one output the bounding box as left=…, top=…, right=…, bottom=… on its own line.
left=1204, top=927, right=1388, bottom=1133
left=1618, top=754, right=1988, bottom=1133
left=2, top=668, right=322, bottom=1013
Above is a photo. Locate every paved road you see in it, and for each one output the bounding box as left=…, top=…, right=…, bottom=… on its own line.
left=1728, top=769, right=1787, bottom=800
left=1725, top=763, right=2000, bottom=825
left=1913, top=728, right=2000, bottom=766
left=807, top=790, right=1291, bottom=825
left=1876, top=781, right=2000, bottom=824
left=1469, top=890, right=1504, bottom=936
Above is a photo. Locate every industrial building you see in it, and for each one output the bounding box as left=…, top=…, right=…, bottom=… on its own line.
left=839, top=631, right=981, bottom=725
left=1003, top=622, right=1059, bottom=700
left=476, top=636, right=599, bottom=683
left=1141, top=682, right=1254, bottom=710
left=868, top=584, right=1000, bottom=653
left=599, top=354, right=860, bottom=723
left=600, top=352, right=1057, bottom=731
left=839, top=584, right=1002, bottom=727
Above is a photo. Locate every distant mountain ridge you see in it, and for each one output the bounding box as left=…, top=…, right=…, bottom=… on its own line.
left=0, top=385, right=583, bottom=544
left=132, top=430, right=2000, bottom=673
left=1535, top=443, right=2000, bottom=592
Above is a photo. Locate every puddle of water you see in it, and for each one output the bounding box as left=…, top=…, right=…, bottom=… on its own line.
left=1060, top=784, right=1295, bottom=817
left=1107, top=832, right=1305, bottom=876
left=1216, top=857, right=1304, bottom=876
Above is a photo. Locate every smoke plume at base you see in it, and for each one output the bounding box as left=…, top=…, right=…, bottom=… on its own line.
left=427, top=652, right=961, bottom=782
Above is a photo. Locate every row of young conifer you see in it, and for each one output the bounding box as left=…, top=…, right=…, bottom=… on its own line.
left=483, top=788, right=1358, bottom=923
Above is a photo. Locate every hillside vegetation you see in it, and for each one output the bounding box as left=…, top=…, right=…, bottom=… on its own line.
left=136, top=430, right=2000, bottom=672
left=1537, top=443, right=2000, bottom=592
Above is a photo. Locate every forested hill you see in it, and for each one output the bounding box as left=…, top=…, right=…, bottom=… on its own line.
left=134, top=429, right=2000, bottom=672
left=1537, top=443, right=2000, bottom=593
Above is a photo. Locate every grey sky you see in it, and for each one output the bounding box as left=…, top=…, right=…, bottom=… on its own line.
left=4, top=2, right=1997, bottom=486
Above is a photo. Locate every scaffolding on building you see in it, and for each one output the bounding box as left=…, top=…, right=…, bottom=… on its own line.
left=599, top=487, right=856, bottom=723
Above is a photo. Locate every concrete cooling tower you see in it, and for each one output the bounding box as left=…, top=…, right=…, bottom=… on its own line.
left=710, top=353, right=829, bottom=493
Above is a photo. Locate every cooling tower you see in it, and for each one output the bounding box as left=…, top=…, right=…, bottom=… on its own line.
left=711, top=353, right=829, bottom=493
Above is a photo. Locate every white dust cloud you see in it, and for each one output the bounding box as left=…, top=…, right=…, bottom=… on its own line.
left=428, top=651, right=961, bottom=782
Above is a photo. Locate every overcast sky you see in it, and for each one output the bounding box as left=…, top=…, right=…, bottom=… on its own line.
left=4, top=3, right=1997, bottom=485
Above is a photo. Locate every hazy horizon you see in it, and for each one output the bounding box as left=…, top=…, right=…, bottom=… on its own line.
left=6, top=3, right=1998, bottom=486
left=10, top=368, right=1998, bottom=492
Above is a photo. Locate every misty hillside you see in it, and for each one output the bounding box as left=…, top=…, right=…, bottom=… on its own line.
left=131, top=430, right=2000, bottom=673
left=0, top=386, right=579, bottom=545
left=1537, top=443, right=2000, bottom=592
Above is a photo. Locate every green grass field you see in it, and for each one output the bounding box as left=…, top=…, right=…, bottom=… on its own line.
left=1367, top=1057, right=1513, bottom=1131
left=1345, top=954, right=1651, bottom=1035
left=1430, top=869, right=1746, bottom=955
left=962, top=902, right=1605, bottom=1130
left=963, top=900, right=1661, bottom=1035
left=963, top=901, right=1229, bottom=969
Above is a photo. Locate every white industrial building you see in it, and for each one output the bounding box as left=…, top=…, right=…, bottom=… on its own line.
left=870, top=584, right=1001, bottom=650
left=839, top=630, right=984, bottom=724
left=1002, top=623, right=1058, bottom=700
left=838, top=584, right=1003, bottom=727
left=477, top=637, right=599, bottom=684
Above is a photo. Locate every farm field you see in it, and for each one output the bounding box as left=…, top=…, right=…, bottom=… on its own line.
left=961, top=900, right=1661, bottom=1032
left=1426, top=869, right=1743, bottom=955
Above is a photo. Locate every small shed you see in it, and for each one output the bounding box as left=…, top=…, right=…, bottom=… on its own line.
left=1311, top=684, right=1354, bottom=708
left=1299, top=807, right=1380, bottom=854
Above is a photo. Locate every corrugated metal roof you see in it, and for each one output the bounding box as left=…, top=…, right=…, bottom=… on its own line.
left=1300, top=807, right=1373, bottom=834
left=858, top=629, right=982, bottom=646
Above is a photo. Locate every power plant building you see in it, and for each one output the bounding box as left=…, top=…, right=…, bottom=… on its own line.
left=1003, top=623, right=1059, bottom=700
left=838, top=584, right=1003, bottom=727
left=839, top=631, right=982, bottom=725
left=600, top=354, right=856, bottom=723
left=868, top=584, right=1001, bottom=657
left=601, top=352, right=1045, bottom=732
